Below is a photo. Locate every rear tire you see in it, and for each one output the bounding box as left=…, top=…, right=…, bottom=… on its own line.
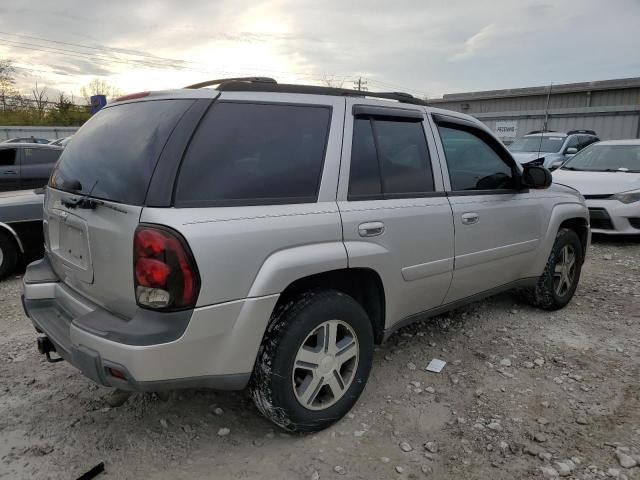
left=517, top=228, right=583, bottom=310
left=0, top=232, right=18, bottom=280
left=250, top=289, right=374, bottom=432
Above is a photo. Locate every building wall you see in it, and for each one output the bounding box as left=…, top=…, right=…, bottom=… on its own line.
left=429, top=78, right=640, bottom=142
left=0, top=126, right=78, bottom=141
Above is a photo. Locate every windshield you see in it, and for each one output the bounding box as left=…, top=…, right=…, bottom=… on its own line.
left=508, top=136, right=565, bottom=153
left=561, top=144, right=640, bottom=172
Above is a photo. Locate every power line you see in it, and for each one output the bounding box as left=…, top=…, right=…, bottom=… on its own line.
left=1, top=32, right=427, bottom=96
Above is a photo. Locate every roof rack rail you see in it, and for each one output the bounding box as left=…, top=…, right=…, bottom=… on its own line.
left=184, top=77, right=277, bottom=89
left=526, top=130, right=557, bottom=135
left=567, top=129, right=597, bottom=136
left=214, top=79, right=428, bottom=106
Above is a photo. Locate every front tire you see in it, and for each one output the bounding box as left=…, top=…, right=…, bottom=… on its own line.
left=250, top=289, right=374, bottom=432
left=518, top=228, right=583, bottom=310
left=0, top=232, right=18, bottom=280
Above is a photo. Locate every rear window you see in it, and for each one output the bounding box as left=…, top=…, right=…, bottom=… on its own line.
left=50, top=99, right=194, bottom=205
left=174, top=102, right=331, bottom=207
left=23, top=148, right=61, bottom=165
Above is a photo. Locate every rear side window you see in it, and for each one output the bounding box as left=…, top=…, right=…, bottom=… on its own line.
left=0, top=149, right=16, bottom=166
left=23, top=148, right=61, bottom=165
left=348, top=117, right=434, bottom=199
left=50, top=100, right=194, bottom=205
left=175, top=102, right=331, bottom=207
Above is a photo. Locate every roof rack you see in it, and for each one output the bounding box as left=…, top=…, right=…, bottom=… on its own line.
left=184, top=77, right=277, bottom=89
left=185, top=77, right=428, bottom=106
left=567, top=129, right=597, bottom=136
left=526, top=130, right=558, bottom=135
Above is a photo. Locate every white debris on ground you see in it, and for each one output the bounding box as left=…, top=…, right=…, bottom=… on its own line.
left=0, top=239, right=639, bottom=479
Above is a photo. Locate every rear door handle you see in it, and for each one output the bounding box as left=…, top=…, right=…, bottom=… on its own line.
left=358, top=221, right=385, bottom=237
left=461, top=212, right=479, bottom=225
left=2, top=170, right=17, bottom=175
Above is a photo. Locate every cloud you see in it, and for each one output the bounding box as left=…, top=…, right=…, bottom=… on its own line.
left=0, top=0, right=639, bottom=98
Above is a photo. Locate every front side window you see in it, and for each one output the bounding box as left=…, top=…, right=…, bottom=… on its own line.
left=175, top=102, right=331, bottom=207
left=438, top=126, right=515, bottom=191
left=0, top=149, right=16, bottom=166
left=348, top=117, right=434, bottom=199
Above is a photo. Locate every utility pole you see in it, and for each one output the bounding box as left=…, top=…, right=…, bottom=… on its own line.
left=354, top=77, right=368, bottom=92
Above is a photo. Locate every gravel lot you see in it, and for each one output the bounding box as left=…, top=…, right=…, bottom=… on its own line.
left=1, top=237, right=639, bottom=480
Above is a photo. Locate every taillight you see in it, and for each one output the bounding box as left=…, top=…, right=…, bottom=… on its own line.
left=114, top=91, right=150, bottom=102
left=133, top=225, right=200, bottom=310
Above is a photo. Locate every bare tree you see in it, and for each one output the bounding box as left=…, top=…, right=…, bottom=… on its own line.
left=32, top=81, right=48, bottom=119
left=321, top=75, right=345, bottom=89
left=0, top=59, right=17, bottom=111
left=80, top=78, right=122, bottom=104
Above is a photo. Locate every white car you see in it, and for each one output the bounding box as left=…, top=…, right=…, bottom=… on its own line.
left=553, top=139, right=640, bottom=234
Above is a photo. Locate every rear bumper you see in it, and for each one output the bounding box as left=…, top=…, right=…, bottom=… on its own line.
left=587, top=199, right=640, bottom=235
left=22, top=257, right=279, bottom=391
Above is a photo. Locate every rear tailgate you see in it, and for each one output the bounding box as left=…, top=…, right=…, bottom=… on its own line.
left=45, top=98, right=197, bottom=318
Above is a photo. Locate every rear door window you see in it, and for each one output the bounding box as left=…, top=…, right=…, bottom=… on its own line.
left=174, top=102, right=331, bottom=207
left=50, top=99, right=194, bottom=205
left=348, top=117, right=434, bottom=199
left=23, top=148, right=61, bottom=165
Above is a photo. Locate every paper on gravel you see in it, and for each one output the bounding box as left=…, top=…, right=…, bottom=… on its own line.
left=426, top=359, right=446, bottom=373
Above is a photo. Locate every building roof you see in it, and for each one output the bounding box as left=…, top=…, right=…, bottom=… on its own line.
left=428, top=77, right=640, bottom=103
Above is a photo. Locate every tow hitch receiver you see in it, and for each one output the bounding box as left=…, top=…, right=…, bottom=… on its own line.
left=37, top=336, right=64, bottom=363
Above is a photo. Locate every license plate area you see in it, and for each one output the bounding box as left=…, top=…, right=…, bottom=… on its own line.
left=48, top=208, right=93, bottom=283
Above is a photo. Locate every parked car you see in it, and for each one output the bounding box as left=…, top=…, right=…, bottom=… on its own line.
left=22, top=78, right=590, bottom=432
left=553, top=139, right=640, bottom=234
left=0, top=143, right=63, bottom=192
left=509, top=130, right=599, bottom=169
left=3, top=137, right=51, bottom=144
left=0, top=188, right=44, bottom=278
left=49, top=136, right=73, bottom=147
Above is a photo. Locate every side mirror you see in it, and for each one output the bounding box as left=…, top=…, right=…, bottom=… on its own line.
left=521, top=165, right=552, bottom=189
left=565, top=147, right=578, bottom=155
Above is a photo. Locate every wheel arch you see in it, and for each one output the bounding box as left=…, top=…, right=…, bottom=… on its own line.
left=272, top=268, right=387, bottom=344
left=0, top=222, right=24, bottom=253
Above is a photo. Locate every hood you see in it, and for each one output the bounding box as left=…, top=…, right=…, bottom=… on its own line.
left=511, top=152, right=545, bottom=164
left=552, top=169, right=640, bottom=195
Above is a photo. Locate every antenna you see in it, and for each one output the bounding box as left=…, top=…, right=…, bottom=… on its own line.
left=536, top=82, right=553, bottom=160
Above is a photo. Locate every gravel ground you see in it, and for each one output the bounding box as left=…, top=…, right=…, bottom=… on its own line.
left=1, top=237, right=639, bottom=480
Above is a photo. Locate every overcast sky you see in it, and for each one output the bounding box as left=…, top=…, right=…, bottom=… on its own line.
left=1, top=0, right=639, bottom=101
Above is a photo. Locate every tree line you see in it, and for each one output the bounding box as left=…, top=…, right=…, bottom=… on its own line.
left=0, top=59, right=121, bottom=126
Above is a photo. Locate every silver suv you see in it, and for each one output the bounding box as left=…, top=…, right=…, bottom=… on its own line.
left=22, top=78, right=590, bottom=432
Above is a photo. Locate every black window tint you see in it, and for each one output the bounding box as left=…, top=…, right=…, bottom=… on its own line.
left=23, top=148, right=61, bottom=165
left=50, top=100, right=194, bottom=205
left=438, top=126, right=514, bottom=191
left=348, top=118, right=381, bottom=198
left=375, top=120, right=434, bottom=196
left=0, top=149, right=16, bottom=166
left=175, top=102, right=331, bottom=207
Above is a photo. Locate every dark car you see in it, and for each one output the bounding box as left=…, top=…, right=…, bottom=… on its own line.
left=0, top=144, right=63, bottom=192
left=3, top=137, right=51, bottom=144
left=0, top=188, right=44, bottom=279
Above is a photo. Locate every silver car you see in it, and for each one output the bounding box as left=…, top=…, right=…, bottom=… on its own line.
left=22, top=78, right=590, bottom=432
left=553, top=139, right=640, bottom=234
left=509, top=130, right=599, bottom=169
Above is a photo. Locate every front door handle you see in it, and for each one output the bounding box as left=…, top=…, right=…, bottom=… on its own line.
left=358, top=221, right=385, bottom=237
left=461, top=212, right=479, bottom=225
left=2, top=170, right=17, bottom=175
